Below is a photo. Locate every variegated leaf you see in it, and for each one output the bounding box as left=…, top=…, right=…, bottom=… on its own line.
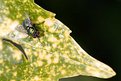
left=0, top=0, right=116, bottom=81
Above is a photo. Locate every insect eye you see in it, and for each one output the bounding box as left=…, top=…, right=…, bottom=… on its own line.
left=32, top=31, right=40, bottom=38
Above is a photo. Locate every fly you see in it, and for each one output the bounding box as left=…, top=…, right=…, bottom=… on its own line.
left=22, top=16, right=40, bottom=38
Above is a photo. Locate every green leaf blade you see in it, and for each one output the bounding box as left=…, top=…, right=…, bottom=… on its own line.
left=0, top=0, right=116, bottom=81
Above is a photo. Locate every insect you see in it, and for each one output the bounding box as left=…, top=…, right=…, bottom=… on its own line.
left=22, top=16, right=40, bottom=38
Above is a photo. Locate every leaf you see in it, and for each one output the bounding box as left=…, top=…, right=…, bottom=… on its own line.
left=0, top=0, right=116, bottom=81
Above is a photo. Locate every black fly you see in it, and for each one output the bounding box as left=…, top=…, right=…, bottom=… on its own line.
left=22, top=16, right=40, bottom=38
left=12, top=15, right=41, bottom=60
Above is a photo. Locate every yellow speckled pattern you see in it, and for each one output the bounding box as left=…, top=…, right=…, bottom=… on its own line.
left=0, top=0, right=116, bottom=81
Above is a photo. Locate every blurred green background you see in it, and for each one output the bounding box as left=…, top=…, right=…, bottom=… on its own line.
left=35, top=0, right=121, bottom=81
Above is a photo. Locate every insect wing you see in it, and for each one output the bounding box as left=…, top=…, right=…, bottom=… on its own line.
left=16, top=25, right=28, bottom=34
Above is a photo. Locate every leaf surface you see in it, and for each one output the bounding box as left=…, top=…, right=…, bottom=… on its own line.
left=0, top=0, right=116, bottom=81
